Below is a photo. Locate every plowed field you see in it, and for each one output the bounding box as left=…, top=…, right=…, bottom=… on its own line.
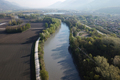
left=0, top=23, right=44, bottom=80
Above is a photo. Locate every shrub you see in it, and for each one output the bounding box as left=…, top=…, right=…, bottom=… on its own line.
left=45, top=23, right=48, bottom=28
left=94, top=74, right=100, bottom=80
left=40, top=70, right=49, bottom=80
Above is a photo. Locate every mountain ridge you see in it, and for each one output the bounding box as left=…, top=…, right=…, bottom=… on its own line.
left=0, top=0, right=21, bottom=11
left=95, top=7, right=120, bottom=14
left=48, top=0, right=120, bottom=10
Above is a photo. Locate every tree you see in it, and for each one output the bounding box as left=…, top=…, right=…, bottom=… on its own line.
left=9, top=20, right=12, bottom=26
left=0, top=14, right=6, bottom=18
left=94, top=56, right=120, bottom=80
left=45, top=23, right=48, bottom=28
left=12, top=19, right=17, bottom=25
left=113, top=55, right=120, bottom=67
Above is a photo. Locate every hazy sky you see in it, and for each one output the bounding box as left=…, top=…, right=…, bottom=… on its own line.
left=6, top=0, right=66, bottom=8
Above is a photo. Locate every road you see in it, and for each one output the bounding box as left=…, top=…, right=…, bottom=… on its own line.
left=81, top=23, right=104, bottom=35
left=35, top=38, right=41, bottom=80
left=0, top=23, right=6, bottom=26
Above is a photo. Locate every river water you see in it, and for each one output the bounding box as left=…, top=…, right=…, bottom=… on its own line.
left=44, top=22, right=81, bottom=80
left=44, top=12, right=64, bottom=15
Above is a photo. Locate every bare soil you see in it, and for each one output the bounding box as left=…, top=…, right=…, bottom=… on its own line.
left=0, top=23, right=8, bottom=28
left=0, top=18, right=11, bottom=23
left=0, top=18, right=11, bottom=28
left=30, top=23, right=44, bottom=28
left=0, top=22, right=45, bottom=80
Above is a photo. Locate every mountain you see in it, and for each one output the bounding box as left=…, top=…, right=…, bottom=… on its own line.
left=49, top=0, right=120, bottom=11
left=86, top=0, right=120, bottom=10
left=95, top=7, right=120, bottom=14
left=0, top=0, right=21, bottom=10
left=49, top=0, right=92, bottom=10
left=49, top=1, right=63, bottom=8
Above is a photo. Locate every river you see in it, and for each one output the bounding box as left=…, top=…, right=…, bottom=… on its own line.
left=44, top=12, right=64, bottom=15
left=44, top=22, right=81, bottom=80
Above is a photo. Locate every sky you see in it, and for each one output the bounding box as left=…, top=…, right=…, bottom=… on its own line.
left=6, top=0, right=66, bottom=8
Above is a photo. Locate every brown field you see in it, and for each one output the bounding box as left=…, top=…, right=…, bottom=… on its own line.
left=0, top=22, right=45, bottom=80
left=0, top=23, right=8, bottom=28
left=30, top=23, right=44, bottom=28
left=0, top=18, right=11, bottom=28
left=0, top=18, right=11, bottom=23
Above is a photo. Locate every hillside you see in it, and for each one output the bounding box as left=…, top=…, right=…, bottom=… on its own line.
left=49, top=0, right=120, bottom=10
left=0, top=0, right=21, bottom=11
left=86, top=0, right=120, bottom=10
left=95, top=7, right=120, bottom=14
left=49, top=0, right=91, bottom=10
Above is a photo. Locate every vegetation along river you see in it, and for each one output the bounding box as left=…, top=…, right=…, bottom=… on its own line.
left=44, top=22, right=81, bottom=80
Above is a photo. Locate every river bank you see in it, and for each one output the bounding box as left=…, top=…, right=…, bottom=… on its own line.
left=38, top=17, right=61, bottom=80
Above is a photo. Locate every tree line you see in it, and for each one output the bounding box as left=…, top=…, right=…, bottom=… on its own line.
left=0, top=14, right=6, bottom=18
left=6, top=23, right=31, bottom=33
left=18, top=14, right=41, bottom=19
left=9, top=19, right=23, bottom=26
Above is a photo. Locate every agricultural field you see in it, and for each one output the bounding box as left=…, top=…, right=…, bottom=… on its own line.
left=0, top=22, right=45, bottom=80
left=0, top=18, right=11, bottom=28
left=0, top=17, right=11, bottom=23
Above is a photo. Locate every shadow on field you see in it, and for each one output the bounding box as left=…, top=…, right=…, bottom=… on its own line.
left=22, top=29, right=43, bottom=44
left=51, top=43, right=80, bottom=80
left=0, top=29, right=7, bottom=34
left=21, top=54, right=30, bottom=58
left=21, top=43, right=36, bottom=80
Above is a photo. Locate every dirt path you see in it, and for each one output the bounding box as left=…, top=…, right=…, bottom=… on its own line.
left=0, top=23, right=45, bottom=80
left=81, top=23, right=104, bottom=35
left=77, top=31, right=89, bottom=37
